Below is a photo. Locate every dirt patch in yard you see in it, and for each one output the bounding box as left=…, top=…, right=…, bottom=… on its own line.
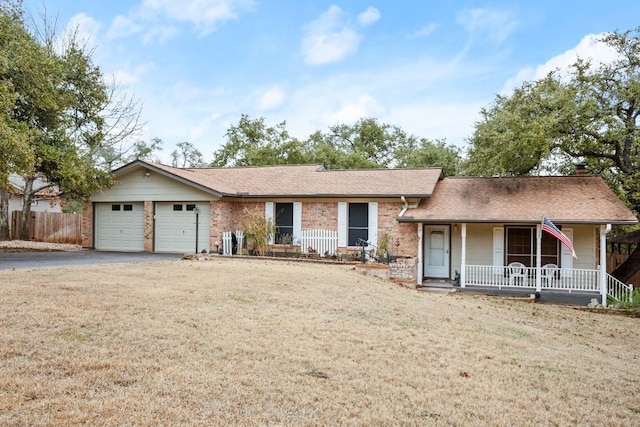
left=0, top=240, right=82, bottom=252
left=1, top=258, right=639, bottom=425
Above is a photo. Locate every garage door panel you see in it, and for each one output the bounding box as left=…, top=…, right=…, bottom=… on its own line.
left=155, top=202, right=210, bottom=253
left=95, top=203, right=144, bottom=251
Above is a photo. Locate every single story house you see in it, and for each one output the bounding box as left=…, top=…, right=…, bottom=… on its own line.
left=84, top=160, right=637, bottom=304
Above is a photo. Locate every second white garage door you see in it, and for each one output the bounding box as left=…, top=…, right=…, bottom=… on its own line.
left=155, top=202, right=210, bottom=253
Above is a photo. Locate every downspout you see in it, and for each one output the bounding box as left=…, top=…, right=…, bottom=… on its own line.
left=600, top=224, right=611, bottom=307
left=399, top=196, right=419, bottom=217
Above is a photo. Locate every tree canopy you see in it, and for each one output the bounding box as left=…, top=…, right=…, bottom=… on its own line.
left=211, top=115, right=461, bottom=174
left=466, top=28, right=640, bottom=211
left=211, top=114, right=307, bottom=167
left=0, top=1, right=116, bottom=239
left=171, top=141, right=206, bottom=168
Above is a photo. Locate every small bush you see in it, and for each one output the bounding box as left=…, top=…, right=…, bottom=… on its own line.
left=240, top=208, right=276, bottom=256
left=615, top=288, right=640, bottom=313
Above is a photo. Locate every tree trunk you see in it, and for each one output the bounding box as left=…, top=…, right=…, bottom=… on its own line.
left=611, top=245, right=640, bottom=284
left=0, top=188, right=10, bottom=240
left=19, top=177, right=34, bottom=241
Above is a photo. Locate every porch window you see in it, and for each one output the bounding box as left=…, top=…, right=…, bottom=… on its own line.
left=348, top=203, right=369, bottom=246
left=506, top=226, right=559, bottom=267
left=275, top=203, right=294, bottom=244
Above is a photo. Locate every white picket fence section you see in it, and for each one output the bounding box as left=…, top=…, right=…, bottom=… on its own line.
left=299, top=229, right=338, bottom=257
left=222, top=230, right=244, bottom=255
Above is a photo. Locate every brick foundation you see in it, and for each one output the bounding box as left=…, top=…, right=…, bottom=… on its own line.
left=389, top=257, right=417, bottom=281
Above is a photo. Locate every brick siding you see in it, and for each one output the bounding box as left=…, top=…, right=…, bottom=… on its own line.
left=86, top=198, right=421, bottom=259
left=301, top=202, right=338, bottom=230
left=81, top=202, right=93, bottom=248
left=143, top=201, right=154, bottom=251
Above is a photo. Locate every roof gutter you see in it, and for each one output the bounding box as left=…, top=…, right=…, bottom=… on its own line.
left=399, top=196, right=420, bottom=217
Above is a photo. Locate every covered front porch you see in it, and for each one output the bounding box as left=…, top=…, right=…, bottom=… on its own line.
left=396, top=174, right=638, bottom=306
left=416, top=222, right=634, bottom=306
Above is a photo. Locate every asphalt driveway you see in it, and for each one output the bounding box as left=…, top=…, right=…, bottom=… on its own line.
left=0, top=250, right=181, bottom=270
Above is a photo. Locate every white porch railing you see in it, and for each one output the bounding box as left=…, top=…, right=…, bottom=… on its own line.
left=299, top=229, right=338, bottom=257
left=607, top=274, right=634, bottom=304
left=465, top=265, right=600, bottom=292
left=222, top=230, right=244, bottom=255
left=464, top=265, right=601, bottom=291
left=464, top=264, right=634, bottom=303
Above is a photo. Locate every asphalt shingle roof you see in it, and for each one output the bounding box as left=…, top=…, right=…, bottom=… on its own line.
left=115, top=161, right=637, bottom=224
left=400, top=175, right=637, bottom=224
left=143, top=162, right=443, bottom=197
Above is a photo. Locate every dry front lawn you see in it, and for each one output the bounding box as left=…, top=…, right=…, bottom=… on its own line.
left=1, top=258, right=639, bottom=426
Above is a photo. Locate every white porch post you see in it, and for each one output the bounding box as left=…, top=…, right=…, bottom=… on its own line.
left=535, top=223, right=542, bottom=299
left=417, top=223, right=423, bottom=286
left=600, top=224, right=611, bottom=307
left=460, top=223, right=467, bottom=288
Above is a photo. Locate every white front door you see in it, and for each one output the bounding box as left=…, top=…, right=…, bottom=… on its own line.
left=424, top=225, right=450, bottom=278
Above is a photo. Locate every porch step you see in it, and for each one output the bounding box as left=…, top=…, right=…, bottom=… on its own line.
left=420, top=279, right=455, bottom=289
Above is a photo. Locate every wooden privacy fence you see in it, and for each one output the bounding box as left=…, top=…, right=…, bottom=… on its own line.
left=11, top=211, right=82, bottom=244
left=607, top=253, right=640, bottom=287
left=300, top=229, right=338, bottom=257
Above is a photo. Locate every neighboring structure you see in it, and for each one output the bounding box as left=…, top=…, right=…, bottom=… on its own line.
left=85, top=160, right=638, bottom=304
left=7, top=174, right=62, bottom=237
left=8, top=174, right=62, bottom=215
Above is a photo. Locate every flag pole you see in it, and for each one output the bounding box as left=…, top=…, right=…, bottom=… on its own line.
left=535, top=215, right=543, bottom=300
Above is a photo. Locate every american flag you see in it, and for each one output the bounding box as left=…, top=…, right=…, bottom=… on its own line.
left=542, top=216, right=577, bottom=259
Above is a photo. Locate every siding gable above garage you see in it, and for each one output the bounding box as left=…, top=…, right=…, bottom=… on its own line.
left=92, top=166, right=220, bottom=203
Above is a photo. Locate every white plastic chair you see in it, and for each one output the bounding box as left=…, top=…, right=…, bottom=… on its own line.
left=541, top=263, right=559, bottom=287
left=508, top=262, right=527, bottom=286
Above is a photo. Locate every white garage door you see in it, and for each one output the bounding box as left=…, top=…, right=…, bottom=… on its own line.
left=95, top=203, right=144, bottom=251
left=155, top=202, right=210, bottom=253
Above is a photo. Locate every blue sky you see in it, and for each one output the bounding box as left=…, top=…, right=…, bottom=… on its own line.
left=21, top=0, right=640, bottom=164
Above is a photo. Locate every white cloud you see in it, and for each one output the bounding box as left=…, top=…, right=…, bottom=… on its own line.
left=502, top=33, right=618, bottom=93
left=141, top=0, right=251, bottom=34
left=107, top=0, right=255, bottom=42
left=457, top=8, right=517, bottom=44
left=384, top=102, right=484, bottom=145
left=107, top=15, right=141, bottom=39
left=301, top=5, right=363, bottom=65
left=322, top=94, right=383, bottom=126
left=256, top=86, right=286, bottom=111
left=407, top=23, right=439, bottom=39
left=357, top=7, right=380, bottom=26
left=191, top=112, right=223, bottom=142
left=61, top=13, right=102, bottom=49
left=111, top=64, right=151, bottom=86
left=274, top=55, right=474, bottom=145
